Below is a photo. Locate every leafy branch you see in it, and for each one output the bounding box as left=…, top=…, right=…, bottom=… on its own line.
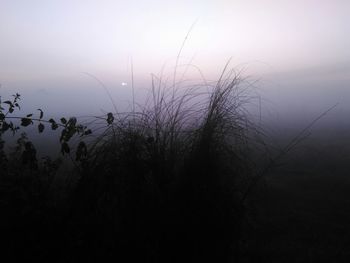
left=0, top=93, right=94, bottom=162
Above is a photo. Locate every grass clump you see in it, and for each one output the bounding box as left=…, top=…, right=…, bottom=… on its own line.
left=0, top=65, right=261, bottom=262
left=69, top=66, right=258, bottom=262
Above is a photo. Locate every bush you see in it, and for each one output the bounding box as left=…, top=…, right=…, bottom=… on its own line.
left=0, top=66, right=261, bottom=262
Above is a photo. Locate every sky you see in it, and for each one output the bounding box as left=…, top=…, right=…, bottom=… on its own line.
left=0, top=0, right=349, bottom=126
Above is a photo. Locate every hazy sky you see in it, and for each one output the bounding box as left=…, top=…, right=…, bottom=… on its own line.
left=0, top=0, right=349, bottom=121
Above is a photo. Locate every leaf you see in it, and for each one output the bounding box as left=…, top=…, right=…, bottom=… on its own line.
left=65, top=127, right=76, bottom=142
left=60, top=118, right=67, bottom=124
left=68, top=117, right=77, bottom=126
left=21, top=118, right=33, bottom=127
left=26, top=114, right=33, bottom=117
left=51, top=123, right=58, bottom=130
left=11, top=125, right=20, bottom=135
left=61, top=142, right=70, bottom=155
left=107, top=112, right=114, bottom=125
left=37, top=109, right=43, bottom=119
left=0, top=113, right=4, bottom=121
left=84, top=129, right=92, bottom=136
left=2, top=121, right=9, bottom=132
left=60, top=129, right=67, bottom=142
left=76, top=141, right=87, bottom=161
left=9, top=107, right=14, bottom=113
left=76, top=124, right=84, bottom=133
left=38, top=123, right=45, bottom=133
left=49, top=119, right=58, bottom=130
left=3, top=101, right=12, bottom=105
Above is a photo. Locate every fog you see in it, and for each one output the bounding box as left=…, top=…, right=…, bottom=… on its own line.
left=2, top=2, right=350, bottom=261
left=1, top=0, right=350, bottom=147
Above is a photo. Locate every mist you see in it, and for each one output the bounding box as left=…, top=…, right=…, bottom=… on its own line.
left=1, top=0, right=350, bottom=262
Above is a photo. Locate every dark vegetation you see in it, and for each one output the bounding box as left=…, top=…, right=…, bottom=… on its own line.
left=1, top=68, right=348, bottom=262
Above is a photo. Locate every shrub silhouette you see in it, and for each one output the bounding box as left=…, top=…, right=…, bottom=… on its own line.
left=66, top=68, right=257, bottom=262
left=0, top=67, right=261, bottom=262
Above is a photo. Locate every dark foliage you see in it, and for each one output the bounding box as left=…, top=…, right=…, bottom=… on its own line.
left=0, top=71, right=278, bottom=262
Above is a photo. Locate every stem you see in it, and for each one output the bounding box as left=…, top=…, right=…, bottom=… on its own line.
left=4, top=116, right=66, bottom=128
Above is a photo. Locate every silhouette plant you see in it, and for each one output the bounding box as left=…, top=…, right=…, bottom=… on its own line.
left=0, top=93, right=92, bottom=163
left=60, top=64, right=261, bottom=262
left=1, top=61, right=328, bottom=262
left=1, top=63, right=331, bottom=263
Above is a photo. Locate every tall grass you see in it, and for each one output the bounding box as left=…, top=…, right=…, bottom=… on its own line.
left=0, top=60, right=338, bottom=262
left=0, top=60, right=268, bottom=262
left=65, top=64, right=260, bottom=262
